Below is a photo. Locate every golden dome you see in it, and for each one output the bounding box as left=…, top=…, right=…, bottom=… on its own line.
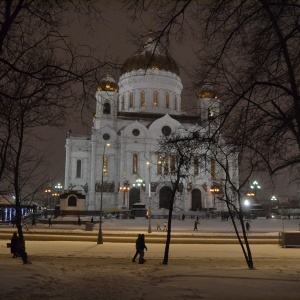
left=121, top=37, right=180, bottom=76
left=197, top=83, right=218, bottom=99
left=97, top=68, right=119, bottom=92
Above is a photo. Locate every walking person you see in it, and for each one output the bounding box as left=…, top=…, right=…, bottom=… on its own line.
left=11, top=232, right=19, bottom=258
left=163, top=221, right=168, bottom=232
left=156, top=221, right=161, bottom=231
left=138, top=234, right=148, bottom=264
left=132, top=234, right=141, bottom=262
left=193, top=220, right=198, bottom=231
left=78, top=216, right=81, bottom=226
left=48, top=218, right=52, bottom=227
left=245, top=221, right=250, bottom=235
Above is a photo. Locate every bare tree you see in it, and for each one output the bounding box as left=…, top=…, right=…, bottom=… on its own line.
left=124, top=0, right=300, bottom=181
left=156, top=131, right=198, bottom=265
left=208, top=138, right=260, bottom=269
left=0, top=0, right=109, bottom=263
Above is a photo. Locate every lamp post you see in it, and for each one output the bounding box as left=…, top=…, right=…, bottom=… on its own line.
left=53, top=183, right=63, bottom=208
left=271, top=195, right=277, bottom=208
left=45, top=189, right=52, bottom=209
left=147, top=161, right=152, bottom=233
left=133, top=178, right=145, bottom=202
left=210, top=183, right=220, bottom=207
left=119, top=179, right=130, bottom=207
left=250, top=180, right=261, bottom=203
left=97, top=143, right=110, bottom=245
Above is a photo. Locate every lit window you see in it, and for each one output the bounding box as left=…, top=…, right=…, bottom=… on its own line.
left=133, top=154, right=138, bottom=174
left=165, top=92, right=169, bottom=108
left=170, top=155, right=175, bottom=175
left=153, top=91, right=158, bottom=106
left=141, top=90, right=146, bottom=107
left=157, top=155, right=162, bottom=175
left=103, top=156, right=109, bottom=176
left=164, top=156, right=169, bottom=175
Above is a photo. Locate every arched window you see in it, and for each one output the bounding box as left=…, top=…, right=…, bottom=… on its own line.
left=159, top=186, right=172, bottom=209
left=157, top=155, right=162, bottom=175
left=103, top=156, right=109, bottom=176
left=163, top=156, right=169, bottom=175
left=76, top=160, right=81, bottom=178
left=103, top=102, right=111, bottom=114
left=170, top=155, right=175, bottom=175
left=68, top=196, right=77, bottom=207
left=165, top=92, right=169, bottom=108
left=129, top=92, right=134, bottom=108
left=141, top=90, right=146, bottom=107
left=133, top=154, right=138, bottom=174
left=153, top=90, right=158, bottom=106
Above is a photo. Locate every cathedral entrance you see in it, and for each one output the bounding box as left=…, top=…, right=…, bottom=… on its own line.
left=129, top=187, right=140, bottom=209
left=191, top=189, right=202, bottom=211
left=159, top=186, right=172, bottom=209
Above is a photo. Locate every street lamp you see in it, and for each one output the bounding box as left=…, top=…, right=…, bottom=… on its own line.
left=210, top=183, right=220, bottom=207
left=250, top=180, right=261, bottom=203
left=51, top=192, right=60, bottom=208
left=147, top=161, right=152, bottom=233
left=133, top=178, right=145, bottom=202
left=45, top=189, right=52, bottom=209
left=55, top=183, right=63, bottom=193
left=271, top=195, right=277, bottom=208
left=97, top=143, right=110, bottom=245
left=119, top=179, right=130, bottom=207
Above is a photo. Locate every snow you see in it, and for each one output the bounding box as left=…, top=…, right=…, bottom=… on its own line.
left=1, top=218, right=300, bottom=299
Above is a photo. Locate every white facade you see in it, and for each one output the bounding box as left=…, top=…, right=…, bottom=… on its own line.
left=64, top=36, right=238, bottom=214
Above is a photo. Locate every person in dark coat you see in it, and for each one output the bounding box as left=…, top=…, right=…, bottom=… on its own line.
left=11, top=232, right=19, bottom=258
left=138, top=234, right=148, bottom=264
left=132, top=234, right=141, bottom=262
left=246, top=221, right=250, bottom=234
left=48, top=218, right=52, bottom=227
left=193, top=220, right=198, bottom=231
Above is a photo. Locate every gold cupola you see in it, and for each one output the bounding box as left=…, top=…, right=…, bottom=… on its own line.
left=121, top=33, right=180, bottom=76
left=97, top=68, right=119, bottom=92
left=197, top=83, right=218, bottom=99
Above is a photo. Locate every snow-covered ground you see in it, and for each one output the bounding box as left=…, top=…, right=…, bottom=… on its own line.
left=1, top=217, right=300, bottom=299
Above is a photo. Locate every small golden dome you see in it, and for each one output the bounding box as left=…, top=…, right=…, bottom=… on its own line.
left=97, top=68, right=119, bottom=92
left=197, top=84, right=218, bottom=99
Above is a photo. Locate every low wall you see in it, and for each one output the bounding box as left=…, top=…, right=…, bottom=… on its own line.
left=279, top=231, right=300, bottom=248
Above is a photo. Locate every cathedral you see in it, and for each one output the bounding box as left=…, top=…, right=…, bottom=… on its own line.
left=63, top=34, right=238, bottom=215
